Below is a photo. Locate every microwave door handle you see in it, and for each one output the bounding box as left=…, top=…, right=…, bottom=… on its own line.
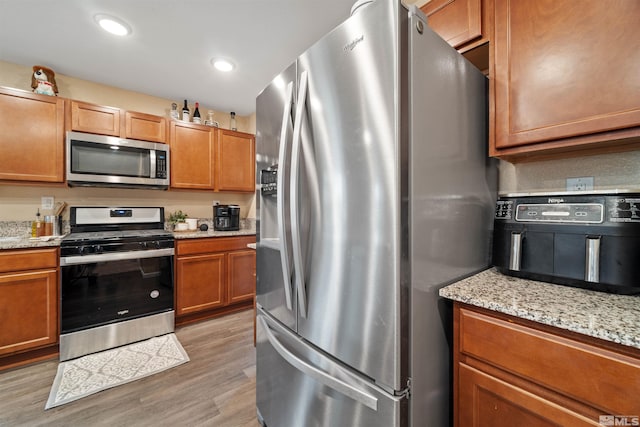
left=291, top=70, right=308, bottom=319
left=277, top=81, right=295, bottom=311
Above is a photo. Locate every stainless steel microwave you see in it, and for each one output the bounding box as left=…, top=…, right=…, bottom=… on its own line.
left=66, top=131, right=170, bottom=189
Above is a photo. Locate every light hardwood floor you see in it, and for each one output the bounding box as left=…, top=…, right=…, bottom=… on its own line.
left=0, top=310, right=260, bottom=427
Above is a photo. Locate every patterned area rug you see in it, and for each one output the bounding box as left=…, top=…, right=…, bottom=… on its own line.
left=45, top=333, right=189, bottom=409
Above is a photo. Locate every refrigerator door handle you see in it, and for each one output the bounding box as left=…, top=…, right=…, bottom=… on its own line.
left=258, top=315, right=379, bottom=411
left=291, top=70, right=309, bottom=318
left=277, top=81, right=295, bottom=311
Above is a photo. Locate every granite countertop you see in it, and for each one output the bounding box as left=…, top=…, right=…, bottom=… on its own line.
left=172, top=227, right=256, bottom=239
left=440, top=268, right=640, bottom=350
left=0, top=220, right=256, bottom=250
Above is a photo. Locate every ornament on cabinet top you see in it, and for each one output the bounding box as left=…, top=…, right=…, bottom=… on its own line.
left=205, top=110, right=219, bottom=127
left=30, top=65, right=58, bottom=96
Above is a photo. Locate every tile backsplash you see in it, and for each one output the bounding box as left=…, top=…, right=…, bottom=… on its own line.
left=498, top=150, right=640, bottom=194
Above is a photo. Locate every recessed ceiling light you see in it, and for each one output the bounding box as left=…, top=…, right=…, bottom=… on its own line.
left=211, top=58, right=235, bottom=72
left=94, top=14, right=131, bottom=36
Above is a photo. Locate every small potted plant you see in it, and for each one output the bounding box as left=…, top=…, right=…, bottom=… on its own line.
left=168, top=210, right=188, bottom=231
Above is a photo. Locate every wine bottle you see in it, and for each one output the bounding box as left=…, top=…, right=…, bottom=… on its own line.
left=230, top=111, right=237, bottom=131
left=182, top=100, right=190, bottom=122
left=193, top=102, right=201, bottom=124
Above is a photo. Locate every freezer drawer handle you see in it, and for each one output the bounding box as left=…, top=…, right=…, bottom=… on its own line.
left=585, top=236, right=601, bottom=283
left=277, top=80, right=295, bottom=311
left=290, top=70, right=309, bottom=318
left=258, top=316, right=378, bottom=411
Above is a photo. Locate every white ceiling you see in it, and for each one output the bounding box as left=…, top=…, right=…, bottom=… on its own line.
left=0, top=0, right=358, bottom=116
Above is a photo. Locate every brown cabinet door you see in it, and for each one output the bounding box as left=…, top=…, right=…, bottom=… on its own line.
left=125, top=111, right=167, bottom=143
left=457, top=364, right=594, bottom=427
left=216, top=129, right=255, bottom=192
left=227, top=249, right=256, bottom=304
left=421, top=0, right=483, bottom=49
left=0, top=88, right=64, bottom=183
left=0, top=269, right=58, bottom=355
left=492, top=0, right=640, bottom=157
left=70, top=101, right=121, bottom=136
left=170, top=121, right=215, bottom=189
left=176, top=253, right=226, bottom=315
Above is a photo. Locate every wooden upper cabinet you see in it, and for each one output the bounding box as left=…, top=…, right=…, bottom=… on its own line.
left=491, top=0, right=640, bottom=160
left=170, top=121, right=215, bottom=189
left=0, top=87, right=64, bottom=183
left=125, top=111, right=166, bottom=143
left=421, top=0, right=488, bottom=52
left=70, top=101, right=167, bottom=143
left=70, top=101, right=120, bottom=136
left=216, top=129, right=255, bottom=193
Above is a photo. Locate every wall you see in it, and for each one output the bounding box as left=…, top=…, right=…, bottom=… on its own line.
left=498, top=151, right=640, bottom=195
left=0, top=60, right=256, bottom=222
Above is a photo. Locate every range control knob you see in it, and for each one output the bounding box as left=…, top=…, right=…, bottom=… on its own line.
left=93, top=245, right=103, bottom=254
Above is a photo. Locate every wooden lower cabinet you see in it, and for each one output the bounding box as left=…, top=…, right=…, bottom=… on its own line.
left=227, top=250, right=256, bottom=304
left=454, top=303, right=640, bottom=426
left=175, top=236, right=256, bottom=324
left=176, top=252, right=226, bottom=315
left=0, top=248, right=59, bottom=370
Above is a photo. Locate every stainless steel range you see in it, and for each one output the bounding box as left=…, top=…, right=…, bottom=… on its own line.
left=59, top=207, right=175, bottom=361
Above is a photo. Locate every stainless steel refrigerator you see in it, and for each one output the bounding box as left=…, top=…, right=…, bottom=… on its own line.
left=255, top=1, right=497, bottom=425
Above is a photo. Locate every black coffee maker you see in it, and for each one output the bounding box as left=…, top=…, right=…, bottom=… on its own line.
left=214, top=204, right=240, bottom=231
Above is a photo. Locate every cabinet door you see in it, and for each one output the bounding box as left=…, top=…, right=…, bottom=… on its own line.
left=170, top=121, right=215, bottom=189
left=70, top=101, right=121, bottom=136
left=0, top=88, right=64, bottom=183
left=457, top=364, right=595, bottom=427
left=0, top=269, right=58, bottom=355
left=421, top=0, right=483, bottom=50
left=227, top=249, right=256, bottom=304
left=125, top=111, right=167, bottom=143
left=216, top=129, right=255, bottom=192
left=176, top=253, right=225, bottom=315
left=492, top=0, right=640, bottom=157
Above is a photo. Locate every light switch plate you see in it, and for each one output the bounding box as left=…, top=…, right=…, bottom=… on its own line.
left=41, top=196, right=54, bottom=210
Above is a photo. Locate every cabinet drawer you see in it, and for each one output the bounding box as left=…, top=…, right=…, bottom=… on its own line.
left=176, top=236, right=256, bottom=256
left=0, top=248, right=58, bottom=273
left=459, top=307, right=640, bottom=414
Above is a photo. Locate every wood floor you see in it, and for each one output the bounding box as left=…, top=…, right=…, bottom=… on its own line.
left=0, top=309, right=260, bottom=427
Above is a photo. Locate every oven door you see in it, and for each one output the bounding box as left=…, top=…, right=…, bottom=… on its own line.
left=60, top=248, right=174, bottom=334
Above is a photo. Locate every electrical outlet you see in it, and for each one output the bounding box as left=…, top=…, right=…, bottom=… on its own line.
left=566, top=177, right=594, bottom=191
left=41, top=196, right=54, bottom=210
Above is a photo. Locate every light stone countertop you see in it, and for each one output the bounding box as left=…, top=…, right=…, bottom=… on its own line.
left=0, top=220, right=256, bottom=250
left=440, top=268, right=640, bottom=350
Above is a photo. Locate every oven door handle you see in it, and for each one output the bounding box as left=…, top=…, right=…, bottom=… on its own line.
left=60, top=248, right=175, bottom=266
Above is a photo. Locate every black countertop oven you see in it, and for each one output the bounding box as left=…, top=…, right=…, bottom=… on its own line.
left=492, top=192, right=640, bottom=295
